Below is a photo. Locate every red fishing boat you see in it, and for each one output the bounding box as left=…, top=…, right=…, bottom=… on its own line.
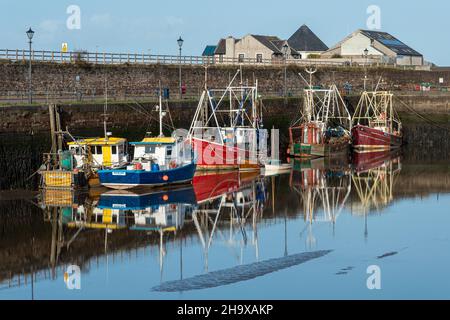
left=189, top=70, right=268, bottom=171
left=288, top=68, right=352, bottom=159
left=351, top=91, right=402, bottom=151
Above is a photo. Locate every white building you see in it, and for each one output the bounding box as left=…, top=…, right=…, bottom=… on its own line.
left=323, top=29, right=424, bottom=66
left=210, top=25, right=328, bottom=63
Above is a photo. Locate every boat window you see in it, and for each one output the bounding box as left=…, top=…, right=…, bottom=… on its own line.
left=96, top=146, right=103, bottom=155
left=145, top=146, right=156, bottom=154
left=166, top=147, right=173, bottom=157
left=112, top=146, right=117, bottom=155
left=118, top=144, right=124, bottom=154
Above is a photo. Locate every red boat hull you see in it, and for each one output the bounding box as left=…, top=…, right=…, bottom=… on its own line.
left=352, top=125, right=402, bottom=151
left=192, top=138, right=239, bottom=170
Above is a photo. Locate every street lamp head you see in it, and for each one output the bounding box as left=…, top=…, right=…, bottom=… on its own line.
left=282, top=44, right=289, bottom=55
left=26, top=28, right=35, bottom=41
left=364, top=48, right=369, bottom=56
left=177, top=36, right=184, bottom=48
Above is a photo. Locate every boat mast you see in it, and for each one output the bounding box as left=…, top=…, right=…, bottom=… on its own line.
left=104, top=77, right=108, bottom=140
left=159, top=80, right=163, bottom=137
left=304, top=67, right=317, bottom=122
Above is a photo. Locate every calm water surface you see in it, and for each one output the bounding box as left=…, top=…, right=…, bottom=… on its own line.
left=0, top=152, right=449, bottom=300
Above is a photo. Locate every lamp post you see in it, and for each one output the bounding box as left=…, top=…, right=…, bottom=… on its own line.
left=177, top=36, right=184, bottom=99
left=26, top=28, right=35, bottom=104
left=363, top=48, right=369, bottom=91
left=282, top=44, right=289, bottom=97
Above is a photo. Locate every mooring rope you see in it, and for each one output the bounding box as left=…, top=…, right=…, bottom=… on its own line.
left=395, top=96, right=450, bottom=132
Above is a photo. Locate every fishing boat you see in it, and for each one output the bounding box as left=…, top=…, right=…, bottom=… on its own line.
left=98, top=89, right=196, bottom=190
left=188, top=69, right=268, bottom=172
left=351, top=91, right=403, bottom=152
left=288, top=69, right=352, bottom=159
left=39, top=83, right=129, bottom=190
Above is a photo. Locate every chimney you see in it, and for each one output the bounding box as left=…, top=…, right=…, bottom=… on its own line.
left=225, top=36, right=235, bottom=59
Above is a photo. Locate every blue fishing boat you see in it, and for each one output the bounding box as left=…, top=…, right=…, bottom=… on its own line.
left=98, top=88, right=196, bottom=190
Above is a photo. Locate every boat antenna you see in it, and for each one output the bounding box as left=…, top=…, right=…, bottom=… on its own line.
left=104, top=77, right=108, bottom=140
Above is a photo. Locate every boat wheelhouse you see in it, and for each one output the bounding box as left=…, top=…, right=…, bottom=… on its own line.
left=68, top=137, right=128, bottom=169
left=289, top=81, right=352, bottom=159
left=351, top=91, right=403, bottom=152
left=188, top=70, right=268, bottom=171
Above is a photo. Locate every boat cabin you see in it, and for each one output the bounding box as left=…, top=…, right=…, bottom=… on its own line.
left=130, top=137, right=191, bottom=171
left=68, top=137, right=128, bottom=169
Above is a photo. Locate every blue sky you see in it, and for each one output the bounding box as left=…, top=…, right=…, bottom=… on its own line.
left=0, top=0, right=447, bottom=65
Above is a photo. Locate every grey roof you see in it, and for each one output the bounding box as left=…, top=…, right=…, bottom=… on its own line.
left=271, top=40, right=300, bottom=56
left=251, top=35, right=284, bottom=54
left=287, top=25, right=328, bottom=52
left=360, top=30, right=422, bottom=57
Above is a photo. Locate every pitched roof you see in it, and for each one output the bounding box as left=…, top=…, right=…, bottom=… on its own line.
left=251, top=35, right=284, bottom=54
left=359, top=30, right=422, bottom=56
left=202, top=45, right=217, bottom=56
left=214, top=39, right=226, bottom=55
left=287, top=25, right=328, bottom=52
left=271, top=40, right=300, bottom=56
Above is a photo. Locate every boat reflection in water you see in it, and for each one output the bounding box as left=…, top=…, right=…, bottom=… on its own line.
left=289, top=151, right=402, bottom=246
left=31, top=152, right=403, bottom=294
left=290, top=157, right=352, bottom=248
left=351, top=150, right=402, bottom=239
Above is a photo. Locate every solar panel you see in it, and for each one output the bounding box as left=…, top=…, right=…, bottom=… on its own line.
left=380, top=39, right=404, bottom=47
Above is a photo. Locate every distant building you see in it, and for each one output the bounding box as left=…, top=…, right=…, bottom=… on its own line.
left=287, top=24, right=329, bottom=58
left=323, top=29, right=423, bottom=66
left=211, top=25, right=327, bottom=62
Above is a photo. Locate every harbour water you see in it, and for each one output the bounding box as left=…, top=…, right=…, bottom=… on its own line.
left=0, top=145, right=449, bottom=300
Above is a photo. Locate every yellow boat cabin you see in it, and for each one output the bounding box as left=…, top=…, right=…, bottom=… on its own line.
left=68, top=137, right=128, bottom=169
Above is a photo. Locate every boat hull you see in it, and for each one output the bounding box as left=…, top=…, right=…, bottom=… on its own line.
left=192, top=138, right=239, bottom=170
left=352, top=125, right=402, bottom=151
left=98, top=162, right=197, bottom=190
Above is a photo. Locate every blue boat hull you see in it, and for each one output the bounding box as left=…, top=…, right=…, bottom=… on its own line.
left=98, top=162, right=197, bottom=190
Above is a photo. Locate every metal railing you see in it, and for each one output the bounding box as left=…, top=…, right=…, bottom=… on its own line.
left=0, top=48, right=388, bottom=67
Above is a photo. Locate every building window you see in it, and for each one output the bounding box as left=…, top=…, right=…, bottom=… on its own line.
left=256, top=54, right=263, bottom=63
left=238, top=54, right=245, bottom=63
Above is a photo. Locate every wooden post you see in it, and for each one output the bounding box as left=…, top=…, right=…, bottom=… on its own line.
left=48, top=104, right=57, bottom=154
left=55, top=106, right=63, bottom=152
